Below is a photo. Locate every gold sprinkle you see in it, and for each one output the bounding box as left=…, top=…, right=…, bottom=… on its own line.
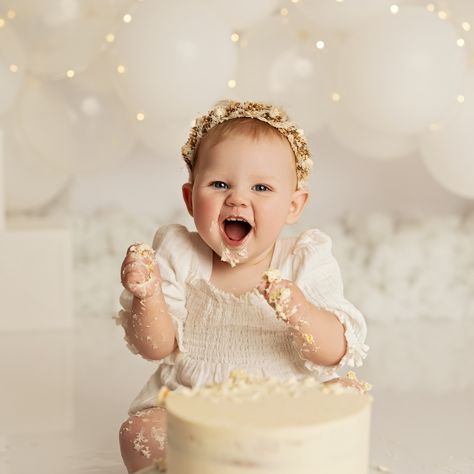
left=346, top=371, right=357, bottom=380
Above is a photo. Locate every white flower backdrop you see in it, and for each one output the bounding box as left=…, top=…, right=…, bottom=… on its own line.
left=73, top=209, right=474, bottom=324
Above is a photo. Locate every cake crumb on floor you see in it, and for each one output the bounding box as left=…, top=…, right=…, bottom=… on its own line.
left=371, top=464, right=392, bottom=472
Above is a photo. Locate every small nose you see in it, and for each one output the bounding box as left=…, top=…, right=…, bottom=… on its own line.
left=225, top=188, right=248, bottom=207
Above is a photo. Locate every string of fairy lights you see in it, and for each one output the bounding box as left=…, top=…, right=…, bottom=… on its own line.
left=112, top=0, right=472, bottom=126
left=0, top=1, right=472, bottom=127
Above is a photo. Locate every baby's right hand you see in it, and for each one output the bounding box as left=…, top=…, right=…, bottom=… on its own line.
left=121, top=243, right=161, bottom=299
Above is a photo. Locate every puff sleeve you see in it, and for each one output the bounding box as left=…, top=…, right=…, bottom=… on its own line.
left=292, top=229, right=369, bottom=378
left=116, top=224, right=192, bottom=358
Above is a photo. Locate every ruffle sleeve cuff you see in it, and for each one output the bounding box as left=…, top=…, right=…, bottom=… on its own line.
left=300, top=304, right=370, bottom=378
left=292, top=229, right=370, bottom=378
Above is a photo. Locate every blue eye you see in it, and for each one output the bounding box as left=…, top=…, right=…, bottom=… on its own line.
left=211, top=181, right=228, bottom=189
left=253, top=184, right=270, bottom=192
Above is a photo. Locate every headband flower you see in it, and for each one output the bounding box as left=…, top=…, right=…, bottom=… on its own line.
left=181, top=100, right=313, bottom=189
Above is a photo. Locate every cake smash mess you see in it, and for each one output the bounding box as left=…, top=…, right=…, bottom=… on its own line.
left=117, top=100, right=370, bottom=473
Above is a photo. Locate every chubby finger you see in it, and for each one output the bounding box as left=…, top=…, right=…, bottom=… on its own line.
left=256, top=279, right=268, bottom=294
left=127, top=242, right=155, bottom=256
left=258, top=279, right=292, bottom=301
left=127, top=282, right=148, bottom=299
left=257, top=269, right=292, bottom=297
left=261, top=281, right=294, bottom=322
left=122, top=243, right=155, bottom=266
left=122, top=250, right=154, bottom=269
left=123, top=270, right=148, bottom=287
left=122, top=260, right=151, bottom=277
left=128, top=277, right=160, bottom=299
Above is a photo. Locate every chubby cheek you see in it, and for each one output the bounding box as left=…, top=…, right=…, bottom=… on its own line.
left=193, top=193, right=220, bottom=231
left=255, top=198, right=290, bottom=232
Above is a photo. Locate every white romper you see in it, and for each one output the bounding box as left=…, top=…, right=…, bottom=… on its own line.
left=118, top=224, right=369, bottom=414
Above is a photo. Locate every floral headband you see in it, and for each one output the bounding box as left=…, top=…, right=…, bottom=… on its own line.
left=181, top=100, right=313, bottom=189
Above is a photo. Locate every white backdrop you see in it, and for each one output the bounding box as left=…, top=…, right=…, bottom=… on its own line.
left=2, top=1, right=474, bottom=216
left=69, top=127, right=474, bottom=226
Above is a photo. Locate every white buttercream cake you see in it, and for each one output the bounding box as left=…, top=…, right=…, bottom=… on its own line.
left=156, top=370, right=372, bottom=474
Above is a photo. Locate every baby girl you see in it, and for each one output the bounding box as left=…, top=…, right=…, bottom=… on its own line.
left=117, top=100, right=369, bottom=473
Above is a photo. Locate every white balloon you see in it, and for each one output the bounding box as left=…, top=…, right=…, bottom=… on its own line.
left=449, top=0, right=474, bottom=23
left=236, top=17, right=333, bottom=133
left=136, top=115, right=191, bottom=160
left=337, top=6, right=467, bottom=133
left=205, top=0, right=278, bottom=30
left=235, top=17, right=292, bottom=102
left=3, top=0, right=133, bottom=78
left=109, top=0, right=237, bottom=118
left=17, top=77, right=136, bottom=173
left=298, top=0, right=403, bottom=33
left=3, top=118, right=72, bottom=212
left=270, top=47, right=332, bottom=133
left=0, top=23, right=26, bottom=114
left=328, top=105, right=418, bottom=159
left=73, top=52, right=117, bottom=95
left=419, top=70, right=474, bottom=199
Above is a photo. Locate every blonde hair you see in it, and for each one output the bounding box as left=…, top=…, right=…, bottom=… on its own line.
left=189, top=118, right=287, bottom=182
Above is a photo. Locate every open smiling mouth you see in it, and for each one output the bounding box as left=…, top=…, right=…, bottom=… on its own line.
left=221, top=217, right=253, bottom=247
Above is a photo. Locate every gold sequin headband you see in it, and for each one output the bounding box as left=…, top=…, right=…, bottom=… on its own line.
left=181, top=100, right=313, bottom=189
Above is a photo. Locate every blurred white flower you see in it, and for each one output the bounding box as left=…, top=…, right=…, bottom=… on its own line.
left=73, top=209, right=474, bottom=324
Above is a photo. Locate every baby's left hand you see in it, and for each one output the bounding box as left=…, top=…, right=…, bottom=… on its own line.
left=324, top=372, right=372, bottom=394
left=257, top=271, right=308, bottom=325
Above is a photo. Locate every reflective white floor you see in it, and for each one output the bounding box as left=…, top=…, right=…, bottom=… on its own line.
left=1, top=317, right=473, bottom=474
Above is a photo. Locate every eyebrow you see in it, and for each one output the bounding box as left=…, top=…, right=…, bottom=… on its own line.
left=204, top=173, right=280, bottom=184
left=248, top=175, right=280, bottom=183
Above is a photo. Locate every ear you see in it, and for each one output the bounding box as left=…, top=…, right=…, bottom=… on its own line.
left=182, top=182, right=194, bottom=217
left=286, top=189, right=309, bottom=224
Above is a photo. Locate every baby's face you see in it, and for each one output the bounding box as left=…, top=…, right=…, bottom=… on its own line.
left=182, top=133, right=308, bottom=266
